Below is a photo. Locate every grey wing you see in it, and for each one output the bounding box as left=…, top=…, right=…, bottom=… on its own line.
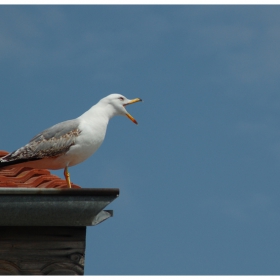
left=30, top=119, right=81, bottom=143
left=1, top=119, right=82, bottom=163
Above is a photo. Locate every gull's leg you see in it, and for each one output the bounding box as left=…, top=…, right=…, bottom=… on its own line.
left=64, top=166, right=72, bottom=188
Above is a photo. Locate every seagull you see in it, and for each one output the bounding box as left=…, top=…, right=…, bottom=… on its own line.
left=0, top=93, right=142, bottom=188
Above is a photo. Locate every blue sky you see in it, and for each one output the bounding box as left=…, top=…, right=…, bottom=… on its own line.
left=1, top=5, right=280, bottom=275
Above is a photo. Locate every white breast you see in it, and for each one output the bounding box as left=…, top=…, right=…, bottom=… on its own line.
left=64, top=117, right=108, bottom=167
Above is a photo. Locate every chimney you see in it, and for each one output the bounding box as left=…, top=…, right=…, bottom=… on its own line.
left=0, top=151, right=119, bottom=275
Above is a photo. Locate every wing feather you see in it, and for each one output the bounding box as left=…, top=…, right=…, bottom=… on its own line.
left=0, top=119, right=81, bottom=164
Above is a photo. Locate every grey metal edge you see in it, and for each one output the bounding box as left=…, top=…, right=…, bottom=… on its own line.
left=0, top=188, right=119, bottom=226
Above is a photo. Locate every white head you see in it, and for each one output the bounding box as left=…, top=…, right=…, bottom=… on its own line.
left=98, top=93, right=142, bottom=124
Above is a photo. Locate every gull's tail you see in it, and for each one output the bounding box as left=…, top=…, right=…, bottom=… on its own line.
left=0, top=157, right=22, bottom=168
left=0, top=152, right=39, bottom=169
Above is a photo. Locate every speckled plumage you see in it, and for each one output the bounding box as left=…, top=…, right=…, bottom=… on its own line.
left=0, top=120, right=81, bottom=165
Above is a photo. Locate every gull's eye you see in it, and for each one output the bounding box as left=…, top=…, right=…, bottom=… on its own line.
left=118, top=97, right=124, bottom=101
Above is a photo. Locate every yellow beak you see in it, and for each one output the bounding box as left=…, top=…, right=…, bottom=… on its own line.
left=124, top=98, right=142, bottom=125
left=125, top=98, right=142, bottom=105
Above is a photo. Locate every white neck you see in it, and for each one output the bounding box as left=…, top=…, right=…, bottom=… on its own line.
left=77, top=102, right=117, bottom=124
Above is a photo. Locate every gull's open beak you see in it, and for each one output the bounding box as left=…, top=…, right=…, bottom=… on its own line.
left=124, top=98, right=142, bottom=125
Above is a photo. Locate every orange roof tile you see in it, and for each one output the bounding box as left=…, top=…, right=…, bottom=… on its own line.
left=0, top=150, right=81, bottom=189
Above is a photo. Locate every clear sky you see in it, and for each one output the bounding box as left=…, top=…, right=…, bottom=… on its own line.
left=1, top=5, right=280, bottom=275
